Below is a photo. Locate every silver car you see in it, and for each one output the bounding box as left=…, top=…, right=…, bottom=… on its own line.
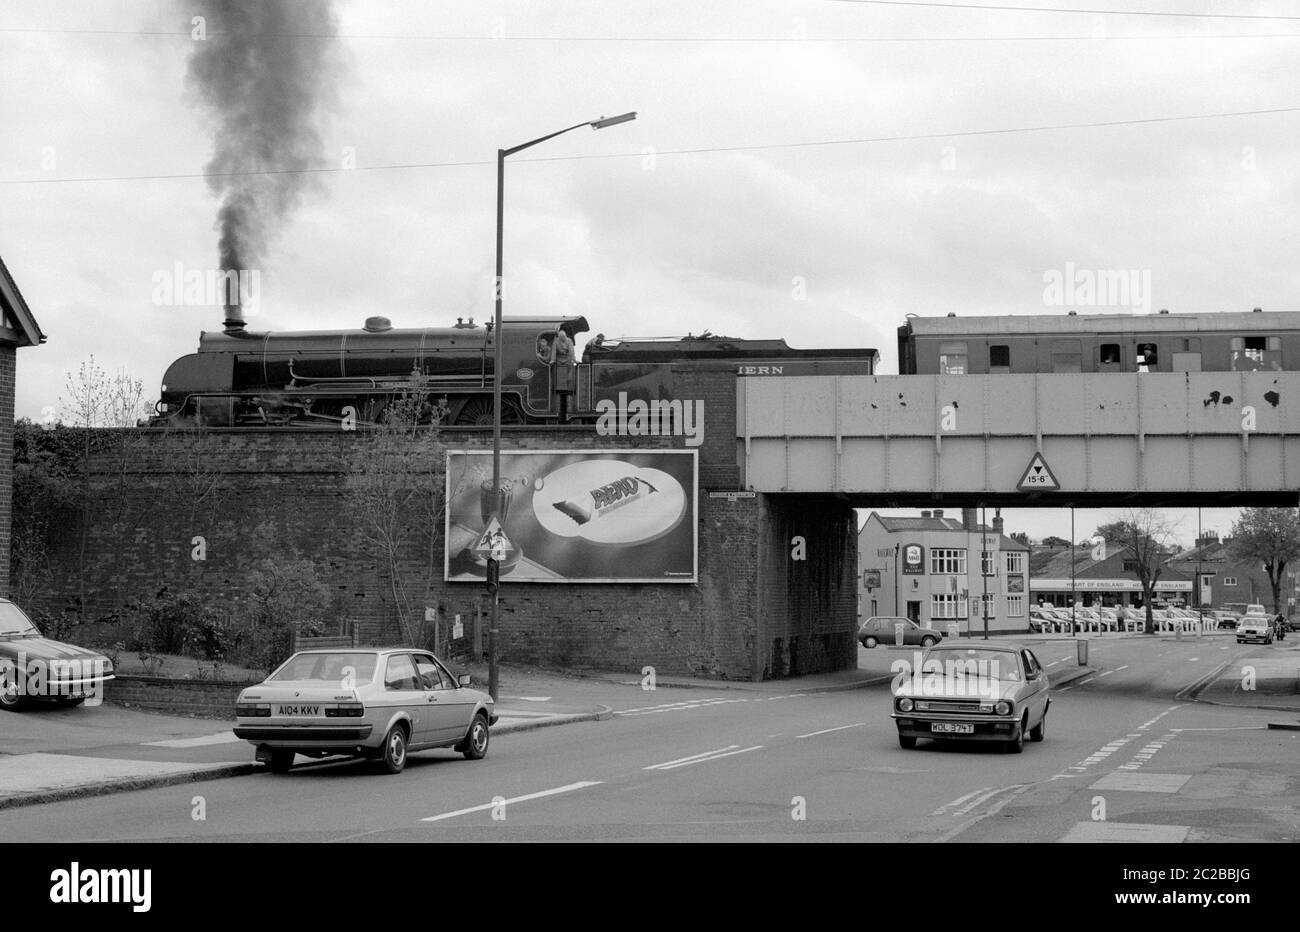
left=234, top=648, right=497, bottom=774
left=892, top=643, right=1051, bottom=753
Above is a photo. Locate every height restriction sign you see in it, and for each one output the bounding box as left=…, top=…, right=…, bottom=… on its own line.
left=1017, top=453, right=1060, bottom=491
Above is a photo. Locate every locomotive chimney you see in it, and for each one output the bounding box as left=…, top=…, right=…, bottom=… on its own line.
left=223, top=302, right=246, bottom=334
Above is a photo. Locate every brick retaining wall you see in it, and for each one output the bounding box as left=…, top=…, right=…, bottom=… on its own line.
left=106, top=674, right=260, bottom=720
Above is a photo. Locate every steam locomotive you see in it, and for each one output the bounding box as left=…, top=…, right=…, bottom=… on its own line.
left=153, top=314, right=880, bottom=427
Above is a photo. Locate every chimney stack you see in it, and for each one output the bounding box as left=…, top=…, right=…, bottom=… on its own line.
left=933, top=509, right=944, bottom=519
left=920, top=510, right=932, bottom=518
left=223, top=304, right=246, bottom=334
left=962, top=507, right=978, bottom=530
left=993, top=508, right=1004, bottom=534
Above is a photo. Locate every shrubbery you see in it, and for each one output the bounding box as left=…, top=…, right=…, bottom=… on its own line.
left=103, top=555, right=339, bottom=675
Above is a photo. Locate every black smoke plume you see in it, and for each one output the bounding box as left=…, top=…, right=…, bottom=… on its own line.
left=184, top=0, right=341, bottom=327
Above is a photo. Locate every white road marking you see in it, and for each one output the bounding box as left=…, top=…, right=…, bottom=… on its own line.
left=504, top=696, right=552, bottom=702
left=952, top=784, right=1026, bottom=817
left=1077, top=677, right=1096, bottom=686
left=643, top=746, right=739, bottom=769
left=141, top=731, right=241, bottom=748
left=614, top=697, right=751, bottom=716
left=1168, top=726, right=1265, bottom=732
left=1114, top=665, right=1130, bottom=672
left=796, top=723, right=865, bottom=739
left=931, top=787, right=991, bottom=816
left=646, top=745, right=764, bottom=770
left=1138, top=706, right=1181, bottom=730
left=419, top=781, right=603, bottom=823
left=1189, top=657, right=1199, bottom=662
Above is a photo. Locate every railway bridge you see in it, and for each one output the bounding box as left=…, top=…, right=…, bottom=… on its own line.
left=737, top=371, right=1300, bottom=507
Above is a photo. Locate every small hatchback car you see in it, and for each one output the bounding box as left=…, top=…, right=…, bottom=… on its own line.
left=234, top=648, right=496, bottom=774
left=892, top=643, right=1051, bottom=753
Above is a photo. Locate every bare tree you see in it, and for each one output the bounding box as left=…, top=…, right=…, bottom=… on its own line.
left=1227, top=508, right=1300, bottom=616
left=57, top=357, right=153, bottom=611
left=344, top=380, right=452, bottom=648
left=1110, top=509, right=1181, bottom=634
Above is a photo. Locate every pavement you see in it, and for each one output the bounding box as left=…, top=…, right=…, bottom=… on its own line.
left=3, top=627, right=1291, bottom=811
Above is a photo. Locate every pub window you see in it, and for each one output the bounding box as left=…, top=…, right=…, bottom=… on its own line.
left=939, top=341, right=968, bottom=375
left=1099, top=343, right=1122, bottom=365
left=1224, top=576, right=1237, bottom=586
left=989, top=345, right=1010, bottom=369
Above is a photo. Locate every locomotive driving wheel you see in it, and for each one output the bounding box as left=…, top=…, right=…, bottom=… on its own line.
left=453, top=396, right=523, bottom=426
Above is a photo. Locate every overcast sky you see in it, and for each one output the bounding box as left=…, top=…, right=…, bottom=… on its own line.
left=3, top=1, right=1298, bottom=540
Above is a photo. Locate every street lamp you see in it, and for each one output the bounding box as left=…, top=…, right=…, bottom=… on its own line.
left=487, top=112, right=637, bottom=701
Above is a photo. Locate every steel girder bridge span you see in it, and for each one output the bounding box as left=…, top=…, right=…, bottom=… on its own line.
left=737, top=372, right=1300, bottom=507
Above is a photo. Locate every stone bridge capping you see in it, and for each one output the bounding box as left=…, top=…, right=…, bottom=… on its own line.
left=738, top=372, right=1300, bottom=497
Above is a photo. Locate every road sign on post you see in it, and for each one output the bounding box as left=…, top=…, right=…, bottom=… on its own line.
left=1017, top=453, right=1060, bottom=491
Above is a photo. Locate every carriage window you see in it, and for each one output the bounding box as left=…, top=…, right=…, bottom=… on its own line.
left=1099, top=344, right=1122, bottom=365
left=1136, top=343, right=1158, bottom=371
left=1231, top=336, right=1282, bottom=371
left=939, top=342, right=968, bottom=375
left=989, top=345, right=1010, bottom=371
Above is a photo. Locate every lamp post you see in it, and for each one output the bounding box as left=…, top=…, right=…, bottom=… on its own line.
left=488, top=112, right=636, bottom=701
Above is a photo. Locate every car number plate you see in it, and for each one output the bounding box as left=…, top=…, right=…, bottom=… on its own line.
left=274, top=705, right=322, bottom=716
left=931, top=723, right=974, bottom=734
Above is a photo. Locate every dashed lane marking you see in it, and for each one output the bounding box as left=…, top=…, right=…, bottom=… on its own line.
left=1138, top=705, right=1182, bottom=730
left=796, top=723, right=864, bottom=739
left=419, top=781, right=603, bottom=823
left=644, top=745, right=764, bottom=771
left=931, top=787, right=992, bottom=817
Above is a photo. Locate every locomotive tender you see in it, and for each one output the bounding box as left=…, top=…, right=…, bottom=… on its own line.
left=154, top=314, right=879, bottom=427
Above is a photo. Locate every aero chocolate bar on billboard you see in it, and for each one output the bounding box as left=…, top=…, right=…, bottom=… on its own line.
left=552, top=475, right=656, bottom=526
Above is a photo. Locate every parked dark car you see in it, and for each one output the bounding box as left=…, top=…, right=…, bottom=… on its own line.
left=858, top=616, right=945, bottom=649
left=0, top=598, right=115, bottom=711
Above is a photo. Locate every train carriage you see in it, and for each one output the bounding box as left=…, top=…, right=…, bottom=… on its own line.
left=899, top=309, right=1300, bottom=376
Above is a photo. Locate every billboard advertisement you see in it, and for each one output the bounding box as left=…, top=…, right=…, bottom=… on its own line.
left=445, top=450, right=698, bottom=584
